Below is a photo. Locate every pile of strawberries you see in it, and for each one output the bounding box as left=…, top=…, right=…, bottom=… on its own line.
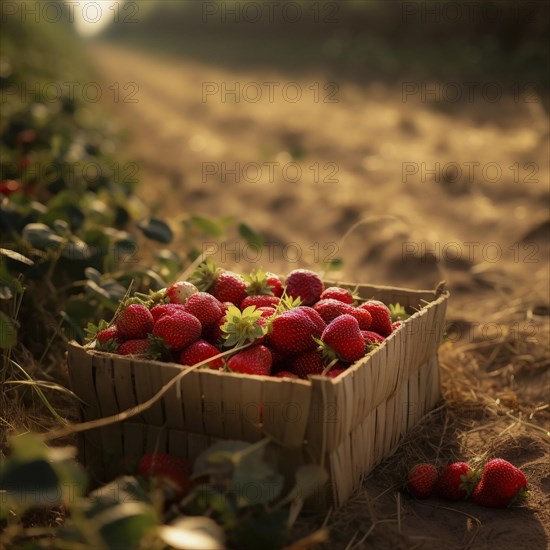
left=406, top=458, right=528, bottom=508
left=90, top=264, right=405, bottom=379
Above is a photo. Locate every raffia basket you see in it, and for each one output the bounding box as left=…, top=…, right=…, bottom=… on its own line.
left=67, top=282, right=448, bottom=507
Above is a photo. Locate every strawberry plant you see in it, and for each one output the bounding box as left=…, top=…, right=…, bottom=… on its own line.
left=0, top=434, right=328, bottom=550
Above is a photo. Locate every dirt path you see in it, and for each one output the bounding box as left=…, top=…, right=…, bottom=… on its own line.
left=87, top=41, right=550, bottom=549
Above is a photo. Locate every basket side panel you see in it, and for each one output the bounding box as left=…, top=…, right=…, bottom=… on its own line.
left=67, top=344, right=105, bottom=481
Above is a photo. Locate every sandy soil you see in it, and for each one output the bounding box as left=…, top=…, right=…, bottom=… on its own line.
left=87, top=41, right=549, bottom=549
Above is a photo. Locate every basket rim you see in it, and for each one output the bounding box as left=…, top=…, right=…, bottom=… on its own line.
left=67, top=282, right=449, bottom=385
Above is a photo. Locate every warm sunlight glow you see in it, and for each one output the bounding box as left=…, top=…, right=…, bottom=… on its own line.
left=69, top=0, right=123, bottom=37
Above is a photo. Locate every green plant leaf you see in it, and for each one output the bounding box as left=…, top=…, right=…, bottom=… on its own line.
left=0, top=311, right=17, bottom=349
left=282, top=464, right=328, bottom=504
left=193, top=441, right=251, bottom=477
left=84, top=267, right=102, bottom=284
left=137, top=218, right=173, bottom=243
left=0, top=248, right=34, bottom=265
left=22, top=223, right=65, bottom=249
left=238, top=223, right=263, bottom=250
left=159, top=517, right=225, bottom=550
left=190, top=215, right=224, bottom=237
left=233, top=459, right=284, bottom=507
left=229, top=509, right=288, bottom=550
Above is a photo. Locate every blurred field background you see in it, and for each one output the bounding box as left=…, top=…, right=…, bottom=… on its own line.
left=1, top=1, right=549, bottom=548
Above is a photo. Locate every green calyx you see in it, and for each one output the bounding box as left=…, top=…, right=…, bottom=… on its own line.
left=389, top=303, right=410, bottom=322
left=146, top=334, right=172, bottom=360
left=274, top=293, right=302, bottom=315
left=459, top=468, right=481, bottom=497
left=84, top=319, right=110, bottom=343
left=221, top=305, right=266, bottom=348
left=188, top=259, right=222, bottom=292
left=313, top=336, right=338, bottom=363
left=243, top=268, right=274, bottom=296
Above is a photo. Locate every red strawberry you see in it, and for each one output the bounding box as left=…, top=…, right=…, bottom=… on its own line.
left=244, top=269, right=283, bottom=297
left=320, top=315, right=365, bottom=363
left=320, top=286, right=354, bottom=304
left=326, top=368, right=347, bottom=378
left=180, top=339, right=225, bottom=370
left=436, top=462, right=478, bottom=501
left=270, top=348, right=286, bottom=367
left=240, top=295, right=280, bottom=310
left=285, top=269, right=324, bottom=306
left=361, top=330, right=385, bottom=346
left=313, top=299, right=349, bottom=324
left=274, top=371, right=299, bottom=379
left=350, top=307, right=372, bottom=330
left=358, top=301, right=393, bottom=337
left=153, top=312, right=202, bottom=350
left=472, top=459, right=528, bottom=508
left=138, top=453, right=192, bottom=499
left=211, top=271, right=248, bottom=305
left=313, top=300, right=370, bottom=328
left=118, top=338, right=151, bottom=356
left=184, top=292, right=224, bottom=327
left=257, top=306, right=276, bottom=318
left=269, top=308, right=323, bottom=354
left=150, top=303, right=187, bottom=322
left=407, top=463, right=438, bottom=499
left=227, top=345, right=272, bottom=376
left=297, top=306, right=326, bottom=334
left=165, top=281, right=198, bottom=304
left=290, top=350, right=325, bottom=379
left=117, top=304, right=154, bottom=339
left=202, top=315, right=226, bottom=346
left=96, top=325, right=121, bottom=345
left=392, top=321, right=402, bottom=330
left=265, top=272, right=283, bottom=297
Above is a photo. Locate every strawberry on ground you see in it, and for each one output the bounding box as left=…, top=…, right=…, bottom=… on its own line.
left=184, top=292, right=225, bottom=327
left=211, top=271, right=248, bottom=305
left=284, top=269, right=324, bottom=306
left=152, top=312, right=202, bottom=350
left=319, top=314, right=365, bottom=363
left=269, top=307, right=324, bottom=354
left=227, top=345, right=272, bottom=376
left=320, top=286, right=354, bottom=304
left=472, top=458, right=528, bottom=508
left=407, top=463, right=438, bottom=499
left=436, top=462, right=479, bottom=501
left=137, top=453, right=192, bottom=499
left=358, top=300, right=393, bottom=337
left=290, top=350, right=325, bottom=379
left=240, top=295, right=280, bottom=310
left=165, top=281, right=198, bottom=304
left=117, top=304, right=154, bottom=339
left=118, top=339, right=151, bottom=356
left=179, top=339, right=225, bottom=370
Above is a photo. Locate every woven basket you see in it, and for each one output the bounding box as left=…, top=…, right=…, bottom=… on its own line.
left=67, top=282, right=448, bottom=507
